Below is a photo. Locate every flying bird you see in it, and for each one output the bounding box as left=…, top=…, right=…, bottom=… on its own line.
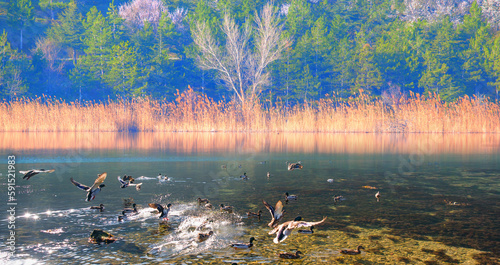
left=70, top=172, right=107, bottom=202
left=269, top=216, right=327, bottom=244
left=117, top=176, right=142, bottom=191
left=148, top=203, right=172, bottom=220
left=298, top=225, right=314, bottom=234
left=287, top=162, right=303, bottom=171
left=122, top=175, right=135, bottom=183
left=262, top=200, right=285, bottom=228
left=20, top=169, right=55, bottom=180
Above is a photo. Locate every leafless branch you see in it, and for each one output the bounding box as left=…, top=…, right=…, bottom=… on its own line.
left=192, top=3, right=290, bottom=104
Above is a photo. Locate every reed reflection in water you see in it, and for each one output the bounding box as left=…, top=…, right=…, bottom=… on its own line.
left=2, top=132, right=500, bottom=154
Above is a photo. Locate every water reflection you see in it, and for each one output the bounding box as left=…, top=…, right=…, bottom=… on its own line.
left=0, top=132, right=499, bottom=264
left=1, top=132, right=499, bottom=154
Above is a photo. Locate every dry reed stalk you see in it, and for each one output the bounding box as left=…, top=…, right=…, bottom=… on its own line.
left=0, top=89, right=499, bottom=132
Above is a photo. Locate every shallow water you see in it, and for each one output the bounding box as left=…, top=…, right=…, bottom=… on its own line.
left=0, top=132, right=499, bottom=264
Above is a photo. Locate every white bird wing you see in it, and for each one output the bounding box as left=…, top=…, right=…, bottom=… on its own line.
left=117, top=176, right=128, bottom=185
left=293, top=217, right=328, bottom=229
left=269, top=221, right=291, bottom=235
left=273, top=222, right=294, bottom=243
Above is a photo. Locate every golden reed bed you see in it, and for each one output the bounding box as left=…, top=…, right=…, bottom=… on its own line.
left=1, top=88, right=499, bottom=132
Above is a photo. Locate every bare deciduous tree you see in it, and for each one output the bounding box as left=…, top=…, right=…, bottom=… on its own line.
left=7, top=70, right=25, bottom=99
left=192, top=3, right=290, bottom=105
left=118, top=0, right=166, bottom=28
left=481, top=0, right=500, bottom=30
left=36, top=37, right=64, bottom=72
left=402, top=0, right=500, bottom=27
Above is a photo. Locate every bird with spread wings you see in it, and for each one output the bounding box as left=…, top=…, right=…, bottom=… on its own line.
left=70, top=172, right=107, bottom=202
left=269, top=216, right=327, bottom=243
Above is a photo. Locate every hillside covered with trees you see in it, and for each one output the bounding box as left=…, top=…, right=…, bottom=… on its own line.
left=1, top=0, right=500, bottom=104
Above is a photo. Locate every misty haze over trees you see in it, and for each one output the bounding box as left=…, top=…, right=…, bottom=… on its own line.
left=1, top=0, right=500, bottom=104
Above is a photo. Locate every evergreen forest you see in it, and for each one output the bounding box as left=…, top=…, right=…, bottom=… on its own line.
left=1, top=0, right=500, bottom=104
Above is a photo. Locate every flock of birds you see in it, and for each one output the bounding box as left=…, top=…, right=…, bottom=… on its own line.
left=19, top=161, right=379, bottom=260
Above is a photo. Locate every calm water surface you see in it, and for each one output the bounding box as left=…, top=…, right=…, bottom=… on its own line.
left=0, top=133, right=499, bottom=264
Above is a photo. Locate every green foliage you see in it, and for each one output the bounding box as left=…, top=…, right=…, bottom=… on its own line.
left=104, top=41, right=146, bottom=96
left=0, top=30, right=29, bottom=98
left=81, top=7, right=112, bottom=79
left=8, top=0, right=34, bottom=51
left=45, top=0, right=83, bottom=64
left=485, top=34, right=500, bottom=98
left=354, top=44, right=383, bottom=95
left=1, top=0, right=500, bottom=102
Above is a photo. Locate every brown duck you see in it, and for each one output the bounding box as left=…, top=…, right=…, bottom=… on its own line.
left=279, top=250, right=303, bottom=259
left=340, top=245, right=364, bottom=255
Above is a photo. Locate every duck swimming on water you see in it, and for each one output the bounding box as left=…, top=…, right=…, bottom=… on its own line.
left=90, top=204, right=105, bottom=212
left=279, top=250, right=303, bottom=259
left=285, top=192, right=298, bottom=203
left=230, top=237, right=255, bottom=249
left=197, top=198, right=210, bottom=204
left=220, top=204, right=233, bottom=213
left=340, top=245, right=364, bottom=255
left=197, top=231, right=214, bottom=242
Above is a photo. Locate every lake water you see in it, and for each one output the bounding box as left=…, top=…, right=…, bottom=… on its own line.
left=0, top=132, right=499, bottom=264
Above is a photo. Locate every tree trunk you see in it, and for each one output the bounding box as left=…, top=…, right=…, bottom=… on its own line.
left=20, top=28, right=23, bottom=51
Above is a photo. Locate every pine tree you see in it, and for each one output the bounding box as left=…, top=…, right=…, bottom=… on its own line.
left=286, top=0, right=312, bottom=38
left=80, top=7, right=113, bottom=81
left=485, top=35, right=500, bottom=100
left=329, top=37, right=355, bottom=97
left=46, top=0, right=83, bottom=65
left=8, top=0, right=34, bottom=51
left=104, top=41, right=146, bottom=97
left=354, top=44, right=383, bottom=95
left=459, top=2, right=490, bottom=96
left=0, top=30, right=28, bottom=98
left=462, top=26, right=489, bottom=96
left=107, top=0, right=125, bottom=46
